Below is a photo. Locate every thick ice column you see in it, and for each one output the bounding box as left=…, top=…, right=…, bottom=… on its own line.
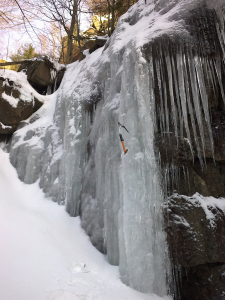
left=118, top=45, right=168, bottom=295
left=94, top=95, right=121, bottom=263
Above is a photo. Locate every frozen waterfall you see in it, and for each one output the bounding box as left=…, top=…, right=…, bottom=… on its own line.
left=8, top=0, right=225, bottom=297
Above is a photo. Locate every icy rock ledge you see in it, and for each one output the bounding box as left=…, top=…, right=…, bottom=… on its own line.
left=165, top=193, right=225, bottom=300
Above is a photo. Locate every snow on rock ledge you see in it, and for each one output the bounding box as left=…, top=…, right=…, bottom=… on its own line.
left=0, top=70, right=45, bottom=135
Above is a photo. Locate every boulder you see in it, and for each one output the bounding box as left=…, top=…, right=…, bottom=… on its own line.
left=73, top=38, right=107, bottom=62
left=18, top=56, right=65, bottom=94
left=91, top=15, right=109, bottom=32
left=89, top=38, right=107, bottom=54
left=0, top=75, right=43, bottom=136
left=165, top=193, right=225, bottom=300
left=92, top=15, right=102, bottom=31
left=165, top=194, right=225, bottom=267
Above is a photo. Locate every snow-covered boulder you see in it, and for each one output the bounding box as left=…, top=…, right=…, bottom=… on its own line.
left=0, top=70, right=45, bottom=136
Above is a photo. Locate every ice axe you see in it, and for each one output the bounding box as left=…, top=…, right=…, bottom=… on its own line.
left=118, top=122, right=129, bottom=133
left=118, top=122, right=129, bottom=154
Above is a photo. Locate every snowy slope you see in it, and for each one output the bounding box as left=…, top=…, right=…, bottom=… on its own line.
left=0, top=148, right=171, bottom=300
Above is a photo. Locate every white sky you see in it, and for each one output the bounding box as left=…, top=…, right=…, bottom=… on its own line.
left=0, top=2, right=92, bottom=61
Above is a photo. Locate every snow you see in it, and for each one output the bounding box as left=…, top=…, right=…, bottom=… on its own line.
left=10, top=92, right=56, bottom=148
left=2, top=92, right=19, bottom=107
left=0, top=122, right=12, bottom=129
left=110, top=0, right=202, bottom=53
left=0, top=148, right=171, bottom=300
left=22, top=56, right=65, bottom=72
left=0, top=69, right=47, bottom=105
left=181, top=193, right=225, bottom=227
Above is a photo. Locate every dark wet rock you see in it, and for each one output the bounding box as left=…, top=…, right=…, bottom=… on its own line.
left=155, top=133, right=193, bottom=167
left=18, top=56, right=65, bottom=94
left=165, top=194, right=225, bottom=267
left=163, top=159, right=225, bottom=198
left=177, top=263, right=225, bottom=300
left=89, top=38, right=107, bottom=54
left=0, top=122, right=17, bottom=134
left=165, top=193, right=225, bottom=299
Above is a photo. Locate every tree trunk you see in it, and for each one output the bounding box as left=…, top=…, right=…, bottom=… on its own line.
left=76, top=1, right=81, bottom=53
left=106, top=0, right=111, bottom=36
left=128, top=0, right=130, bottom=9
left=66, top=0, right=78, bottom=64
left=0, top=61, right=28, bottom=67
left=111, top=0, right=115, bottom=33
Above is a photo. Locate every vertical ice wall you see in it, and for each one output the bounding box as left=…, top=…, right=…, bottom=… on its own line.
left=55, top=43, right=169, bottom=294
left=117, top=46, right=168, bottom=294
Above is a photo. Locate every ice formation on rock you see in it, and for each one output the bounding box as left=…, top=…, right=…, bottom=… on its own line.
left=8, top=0, right=225, bottom=297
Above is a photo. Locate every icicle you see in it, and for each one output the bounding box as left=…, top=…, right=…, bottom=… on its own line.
left=165, top=54, right=178, bottom=138
left=163, top=80, right=170, bottom=135
left=155, top=58, right=166, bottom=135
left=46, top=85, right=52, bottom=95
left=187, top=51, right=206, bottom=161
left=194, top=56, right=214, bottom=159
left=216, top=23, right=225, bottom=62
left=176, top=51, right=193, bottom=155
left=213, top=56, right=225, bottom=105
left=53, top=75, right=58, bottom=93
left=205, top=57, right=217, bottom=97
left=171, top=55, right=184, bottom=138
left=183, top=52, right=202, bottom=165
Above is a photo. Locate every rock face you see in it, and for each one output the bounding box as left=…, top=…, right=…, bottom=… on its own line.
left=91, top=15, right=109, bottom=32
left=166, top=194, right=225, bottom=267
left=18, top=56, right=65, bottom=94
left=150, top=1, right=225, bottom=299
left=165, top=194, right=225, bottom=300
left=178, top=263, right=225, bottom=300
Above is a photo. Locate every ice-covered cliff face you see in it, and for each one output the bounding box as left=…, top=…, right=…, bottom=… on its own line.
left=9, top=0, right=225, bottom=297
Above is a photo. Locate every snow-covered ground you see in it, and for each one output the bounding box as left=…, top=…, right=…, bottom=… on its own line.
left=0, top=148, right=171, bottom=300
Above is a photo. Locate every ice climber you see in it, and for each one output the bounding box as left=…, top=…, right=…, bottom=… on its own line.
left=118, top=122, right=129, bottom=154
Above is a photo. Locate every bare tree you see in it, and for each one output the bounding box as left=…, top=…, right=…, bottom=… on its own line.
left=85, top=0, right=138, bottom=35
left=29, top=0, right=83, bottom=64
